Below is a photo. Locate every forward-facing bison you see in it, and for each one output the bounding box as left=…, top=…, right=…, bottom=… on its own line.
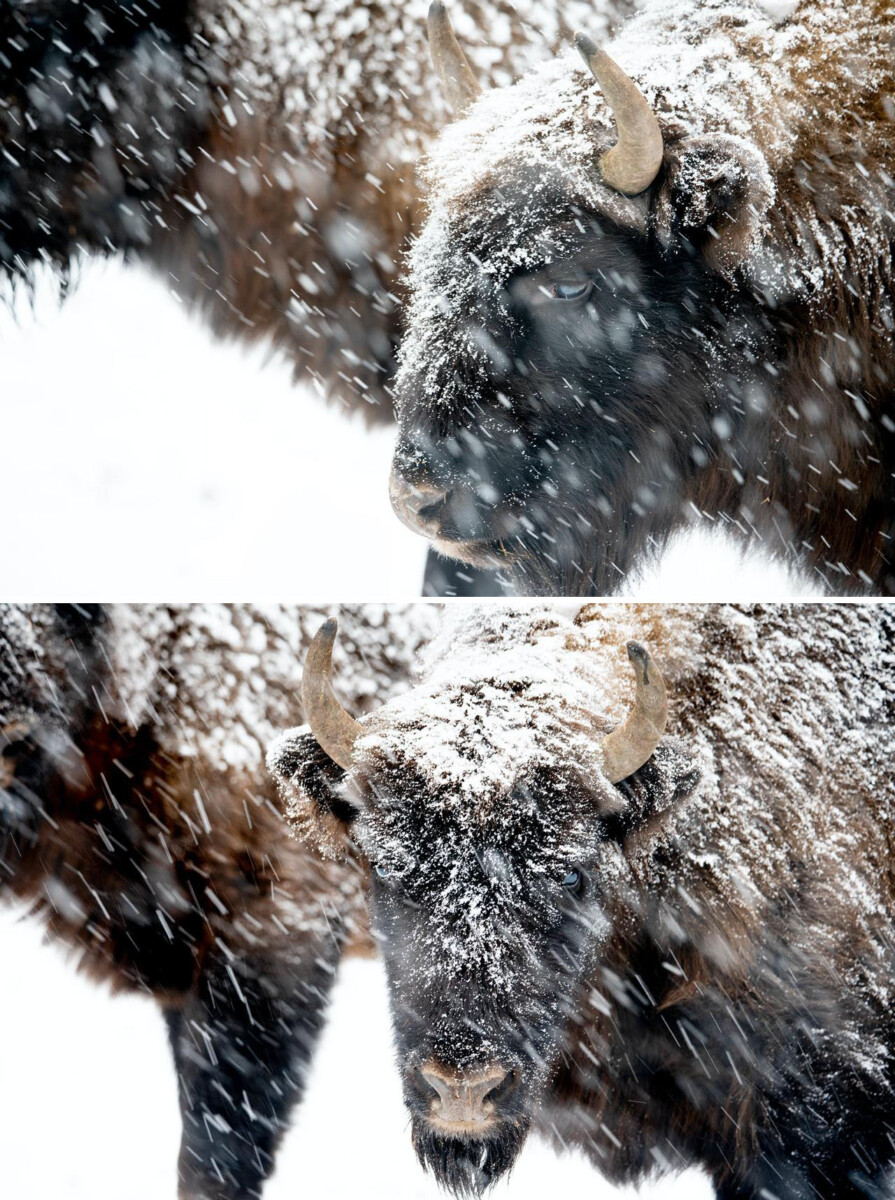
left=0, top=603, right=437, bottom=1200
left=0, top=0, right=623, bottom=416
left=391, top=0, right=895, bottom=595
left=271, top=601, right=895, bottom=1199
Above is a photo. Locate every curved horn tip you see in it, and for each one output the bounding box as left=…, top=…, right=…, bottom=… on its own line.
left=303, top=617, right=362, bottom=772
left=626, top=640, right=649, bottom=675
left=318, top=617, right=338, bottom=644
left=575, top=35, right=664, bottom=197
left=599, top=640, right=667, bottom=784
left=427, top=0, right=482, bottom=113
left=574, top=32, right=599, bottom=63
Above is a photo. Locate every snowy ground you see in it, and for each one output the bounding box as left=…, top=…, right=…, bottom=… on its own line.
left=0, top=906, right=712, bottom=1200
left=0, top=261, right=816, bottom=600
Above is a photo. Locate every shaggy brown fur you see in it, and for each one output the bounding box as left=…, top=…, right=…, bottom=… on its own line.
left=0, top=1, right=632, bottom=418
left=271, top=601, right=895, bottom=1198
left=0, top=603, right=435, bottom=1200
left=391, top=0, right=895, bottom=594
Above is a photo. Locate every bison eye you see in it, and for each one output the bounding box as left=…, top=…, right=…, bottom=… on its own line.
left=550, top=281, right=592, bottom=301
left=561, top=868, right=582, bottom=892
left=374, top=864, right=390, bottom=881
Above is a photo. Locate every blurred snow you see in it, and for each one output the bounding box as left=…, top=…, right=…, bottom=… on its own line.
left=0, top=905, right=712, bottom=1199
left=0, top=263, right=426, bottom=600
left=0, top=261, right=816, bottom=600
left=753, top=0, right=800, bottom=20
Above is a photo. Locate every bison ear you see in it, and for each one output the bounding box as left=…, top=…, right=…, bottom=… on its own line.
left=652, top=133, right=774, bottom=277
left=267, top=727, right=362, bottom=859
left=604, top=737, right=700, bottom=843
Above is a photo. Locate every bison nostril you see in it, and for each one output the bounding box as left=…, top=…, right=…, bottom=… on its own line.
left=389, top=471, right=451, bottom=534
left=411, top=487, right=447, bottom=517
left=483, top=1068, right=517, bottom=1108
left=417, top=1067, right=442, bottom=1103
left=406, top=483, right=448, bottom=515
left=418, top=1062, right=514, bottom=1125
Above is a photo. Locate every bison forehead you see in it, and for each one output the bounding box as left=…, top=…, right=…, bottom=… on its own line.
left=350, top=605, right=645, bottom=815
left=417, top=0, right=805, bottom=227
left=356, top=686, right=608, bottom=813
left=397, top=52, right=647, bottom=411
left=359, top=794, right=614, bottom=998
left=417, top=49, right=644, bottom=231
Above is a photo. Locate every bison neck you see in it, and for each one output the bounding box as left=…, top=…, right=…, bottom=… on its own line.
left=686, top=310, right=894, bottom=596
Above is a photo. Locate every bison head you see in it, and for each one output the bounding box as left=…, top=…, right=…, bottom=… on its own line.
left=390, top=3, right=776, bottom=595
left=269, top=613, right=700, bottom=1193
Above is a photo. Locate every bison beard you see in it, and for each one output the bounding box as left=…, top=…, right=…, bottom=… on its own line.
left=411, top=1118, right=531, bottom=1196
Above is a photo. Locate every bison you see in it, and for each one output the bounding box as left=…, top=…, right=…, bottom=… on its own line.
left=0, top=0, right=628, bottom=418
left=0, top=0, right=638, bottom=597
left=390, top=0, right=895, bottom=596
left=271, top=601, right=895, bottom=1199
left=0, top=602, right=437, bottom=1200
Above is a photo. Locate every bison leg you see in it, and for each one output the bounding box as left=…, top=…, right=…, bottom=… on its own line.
left=165, top=940, right=342, bottom=1200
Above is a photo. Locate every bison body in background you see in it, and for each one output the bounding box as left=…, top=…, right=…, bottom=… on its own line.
left=0, top=0, right=627, bottom=417
left=272, top=602, right=895, bottom=1199
left=0, top=603, right=436, bottom=1200
left=391, top=0, right=895, bottom=595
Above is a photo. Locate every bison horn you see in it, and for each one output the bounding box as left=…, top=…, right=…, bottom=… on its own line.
left=302, top=618, right=363, bottom=772
left=601, top=642, right=668, bottom=784
left=428, top=1, right=482, bottom=114
left=574, top=34, right=663, bottom=196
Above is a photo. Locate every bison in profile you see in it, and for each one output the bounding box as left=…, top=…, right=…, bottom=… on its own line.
left=0, top=0, right=624, bottom=417
left=271, top=601, right=895, bottom=1198
left=390, top=0, right=895, bottom=595
left=0, top=602, right=436, bottom=1200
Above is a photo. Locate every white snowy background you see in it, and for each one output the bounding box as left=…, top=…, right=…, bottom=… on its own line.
left=0, top=261, right=816, bottom=600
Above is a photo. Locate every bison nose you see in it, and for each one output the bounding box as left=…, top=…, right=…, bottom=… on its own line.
left=418, top=1062, right=514, bottom=1128
left=389, top=469, right=450, bottom=536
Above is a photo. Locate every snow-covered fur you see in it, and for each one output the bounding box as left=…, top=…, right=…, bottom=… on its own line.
left=0, top=603, right=437, bottom=1200
left=0, top=0, right=633, bottom=418
left=391, top=0, right=895, bottom=594
left=270, top=602, right=895, bottom=1198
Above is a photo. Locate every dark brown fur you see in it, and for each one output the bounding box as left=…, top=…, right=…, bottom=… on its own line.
left=390, top=0, right=895, bottom=594
left=0, top=603, right=437, bottom=1199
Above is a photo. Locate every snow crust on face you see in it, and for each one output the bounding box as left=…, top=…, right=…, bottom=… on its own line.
left=398, top=0, right=893, bottom=408
left=201, top=0, right=623, bottom=166
left=356, top=604, right=639, bottom=811
left=101, top=604, right=441, bottom=772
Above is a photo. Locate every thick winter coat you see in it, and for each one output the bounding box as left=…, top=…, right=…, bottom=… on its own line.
left=271, top=601, right=895, bottom=1198
left=0, top=602, right=437, bottom=1200
left=390, top=0, right=895, bottom=595
left=0, top=0, right=627, bottom=417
